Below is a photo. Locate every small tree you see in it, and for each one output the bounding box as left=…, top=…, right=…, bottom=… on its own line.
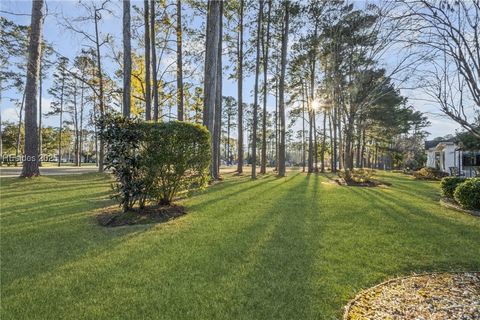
left=99, top=114, right=145, bottom=212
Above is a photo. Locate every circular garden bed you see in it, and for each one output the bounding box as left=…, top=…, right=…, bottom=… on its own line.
left=344, top=272, right=480, bottom=320
left=97, top=205, right=186, bottom=227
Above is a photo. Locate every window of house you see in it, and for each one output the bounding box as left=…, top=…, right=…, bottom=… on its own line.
left=462, top=152, right=480, bottom=166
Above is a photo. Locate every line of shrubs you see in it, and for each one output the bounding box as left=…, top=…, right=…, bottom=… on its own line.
left=440, top=177, right=480, bottom=211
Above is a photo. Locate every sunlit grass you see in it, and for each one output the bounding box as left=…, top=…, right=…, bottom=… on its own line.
left=1, top=170, right=479, bottom=319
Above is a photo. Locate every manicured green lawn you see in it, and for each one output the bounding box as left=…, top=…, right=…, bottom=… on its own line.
left=1, top=170, right=479, bottom=319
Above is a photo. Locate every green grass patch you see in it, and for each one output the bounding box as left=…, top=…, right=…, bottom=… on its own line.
left=1, top=170, right=479, bottom=319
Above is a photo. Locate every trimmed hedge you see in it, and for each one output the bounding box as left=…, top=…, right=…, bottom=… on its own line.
left=139, top=121, right=210, bottom=205
left=413, top=167, right=449, bottom=180
left=454, top=178, right=480, bottom=210
left=440, top=177, right=467, bottom=199
left=100, top=114, right=210, bottom=211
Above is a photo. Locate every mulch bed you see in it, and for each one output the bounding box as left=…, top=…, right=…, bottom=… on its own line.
left=344, top=272, right=480, bottom=320
left=97, top=204, right=186, bottom=227
left=335, top=178, right=390, bottom=187
left=440, top=198, right=480, bottom=217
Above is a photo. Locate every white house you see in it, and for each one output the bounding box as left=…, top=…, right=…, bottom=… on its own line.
left=425, top=139, right=480, bottom=177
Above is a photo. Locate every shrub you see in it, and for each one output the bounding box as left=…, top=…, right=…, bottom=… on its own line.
left=340, top=168, right=375, bottom=183
left=454, top=178, right=480, bottom=210
left=101, top=115, right=210, bottom=211
left=440, top=177, right=468, bottom=199
left=99, top=114, right=145, bottom=212
left=413, top=167, right=449, bottom=180
left=139, top=121, right=210, bottom=205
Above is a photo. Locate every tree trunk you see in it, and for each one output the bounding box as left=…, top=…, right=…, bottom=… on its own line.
left=213, top=1, right=223, bottom=179
left=58, top=74, right=64, bottom=167
left=203, top=0, right=220, bottom=178
left=227, top=115, right=231, bottom=164
left=302, top=86, right=306, bottom=172
left=15, top=92, right=26, bottom=166
left=320, top=110, right=326, bottom=172
left=176, top=0, right=184, bottom=121
left=144, top=0, right=151, bottom=120
left=306, top=83, right=313, bottom=173
left=73, top=81, right=80, bottom=166
left=38, top=55, right=43, bottom=165
left=94, top=9, right=105, bottom=172
left=278, top=1, right=289, bottom=177
left=123, top=0, right=132, bottom=118
left=314, top=110, right=318, bottom=172
left=260, top=0, right=271, bottom=174
left=79, top=73, right=85, bottom=167
left=21, top=0, right=44, bottom=177
left=251, top=0, right=263, bottom=179
left=151, top=0, right=159, bottom=121
left=236, top=0, right=244, bottom=174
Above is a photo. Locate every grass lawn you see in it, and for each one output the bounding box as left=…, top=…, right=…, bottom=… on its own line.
left=1, top=170, right=479, bottom=319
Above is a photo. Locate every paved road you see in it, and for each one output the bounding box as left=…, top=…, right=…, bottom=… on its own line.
left=0, top=166, right=99, bottom=178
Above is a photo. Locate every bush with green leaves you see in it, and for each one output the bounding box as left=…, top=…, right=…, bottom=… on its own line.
left=139, top=121, right=210, bottom=205
left=99, top=114, right=145, bottom=212
left=454, top=178, right=480, bottom=210
left=413, top=167, right=449, bottom=180
left=440, top=177, right=468, bottom=199
left=101, top=115, right=210, bottom=211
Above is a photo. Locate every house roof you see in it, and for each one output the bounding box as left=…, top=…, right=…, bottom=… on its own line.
left=425, top=138, right=457, bottom=150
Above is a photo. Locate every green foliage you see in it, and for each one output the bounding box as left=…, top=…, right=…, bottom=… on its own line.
left=100, top=115, right=210, bottom=210
left=413, top=167, right=449, bottom=180
left=139, top=121, right=210, bottom=205
left=99, top=114, right=145, bottom=212
left=440, top=177, right=467, bottom=199
left=457, top=129, right=480, bottom=151
left=454, top=178, right=480, bottom=210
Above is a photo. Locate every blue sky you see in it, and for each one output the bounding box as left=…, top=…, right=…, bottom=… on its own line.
left=0, top=0, right=463, bottom=139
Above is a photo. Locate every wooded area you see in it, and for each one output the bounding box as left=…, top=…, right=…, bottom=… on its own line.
left=1, top=0, right=479, bottom=178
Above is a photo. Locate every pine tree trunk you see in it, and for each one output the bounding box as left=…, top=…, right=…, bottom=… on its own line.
left=176, top=0, right=184, bottom=121
left=94, top=9, right=105, bottom=172
left=73, top=82, right=80, bottom=166
left=38, top=57, right=43, bottom=165
left=251, top=0, right=263, bottom=179
left=314, top=110, right=318, bottom=172
left=123, top=0, right=132, bottom=118
left=321, top=110, right=326, bottom=172
left=302, top=88, right=306, bottom=172
left=203, top=0, right=220, bottom=178
left=144, top=0, right=151, bottom=120
left=260, top=0, right=271, bottom=174
left=213, top=1, right=223, bottom=179
left=58, top=75, right=64, bottom=167
left=278, top=1, right=289, bottom=177
left=79, top=74, right=85, bottom=167
left=151, top=0, right=159, bottom=121
left=15, top=92, right=25, bottom=166
left=21, top=0, right=44, bottom=177
left=236, top=0, right=244, bottom=174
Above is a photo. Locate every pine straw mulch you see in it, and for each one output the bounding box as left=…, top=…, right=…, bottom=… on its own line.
left=344, top=272, right=480, bottom=320
left=96, top=204, right=186, bottom=227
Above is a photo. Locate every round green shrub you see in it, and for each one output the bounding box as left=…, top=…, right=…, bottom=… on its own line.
left=440, top=177, right=467, bottom=199
left=453, top=178, right=480, bottom=210
left=101, top=114, right=210, bottom=210
left=139, top=121, right=211, bottom=205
